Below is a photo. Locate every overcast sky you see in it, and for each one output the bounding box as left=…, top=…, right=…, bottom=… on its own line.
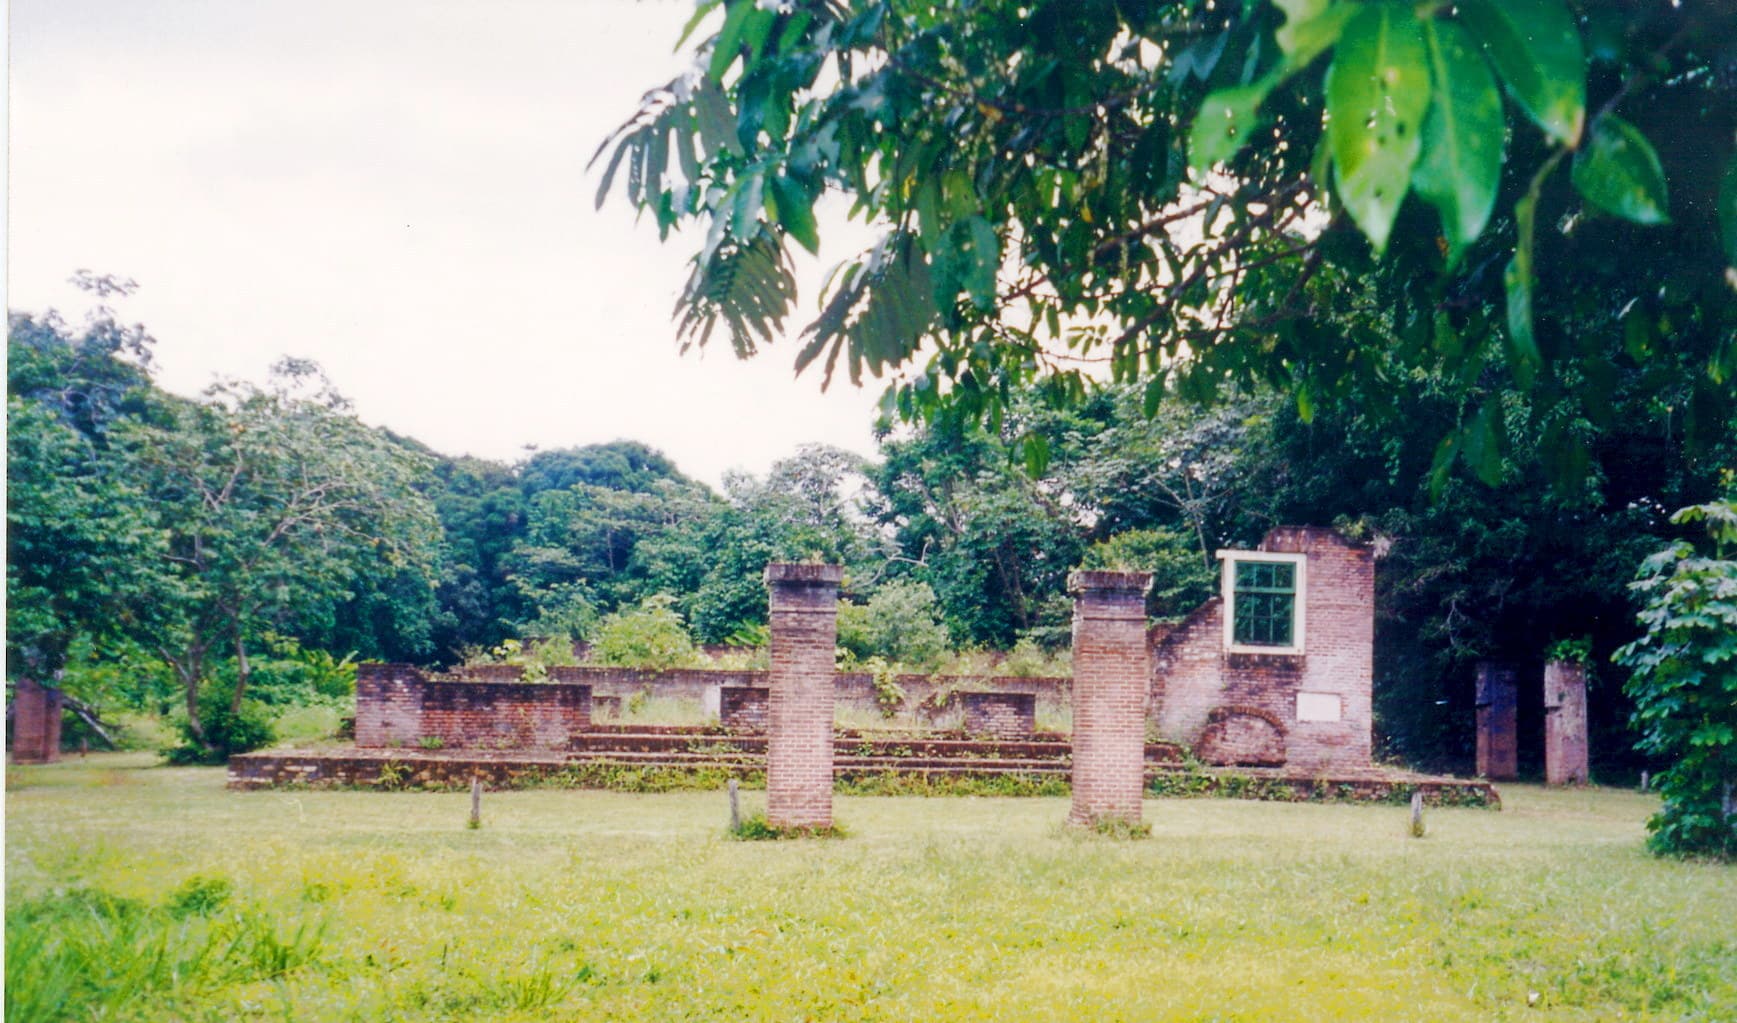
left=7, top=0, right=886, bottom=486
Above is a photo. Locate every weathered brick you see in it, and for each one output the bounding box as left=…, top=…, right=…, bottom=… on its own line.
left=961, top=692, right=1037, bottom=739
left=1543, top=660, right=1589, bottom=785
left=9, top=678, right=64, bottom=764
left=1150, top=528, right=1374, bottom=774
left=1475, top=662, right=1519, bottom=780
left=765, top=563, right=843, bottom=829
left=1068, top=570, right=1152, bottom=827
left=721, top=686, right=770, bottom=733
left=354, top=664, right=589, bottom=750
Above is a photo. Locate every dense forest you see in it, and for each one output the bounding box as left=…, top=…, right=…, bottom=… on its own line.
left=8, top=289, right=1729, bottom=778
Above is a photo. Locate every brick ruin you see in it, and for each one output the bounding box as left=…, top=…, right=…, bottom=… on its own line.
left=357, top=670, right=591, bottom=750
left=220, top=526, right=1490, bottom=807
left=337, top=527, right=1385, bottom=781
left=763, top=562, right=843, bottom=830
left=9, top=678, right=64, bottom=764
left=1068, top=571, right=1153, bottom=827
left=1475, top=662, right=1519, bottom=781
left=960, top=692, right=1036, bottom=740
left=1150, top=527, right=1375, bottom=775
left=1543, top=660, right=1590, bottom=786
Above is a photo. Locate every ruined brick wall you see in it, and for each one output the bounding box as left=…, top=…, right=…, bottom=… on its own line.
left=764, top=563, right=842, bottom=829
left=962, top=692, right=1037, bottom=739
left=720, top=686, right=770, bottom=733
left=1069, top=570, right=1152, bottom=826
left=1544, top=660, right=1589, bottom=785
left=356, top=664, right=429, bottom=748
left=354, top=664, right=589, bottom=750
left=419, top=681, right=589, bottom=750
left=1149, top=527, right=1374, bottom=774
left=9, top=679, right=64, bottom=764
left=1476, top=662, right=1519, bottom=780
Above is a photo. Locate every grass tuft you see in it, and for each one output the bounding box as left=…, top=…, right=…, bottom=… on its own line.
left=728, top=812, right=848, bottom=841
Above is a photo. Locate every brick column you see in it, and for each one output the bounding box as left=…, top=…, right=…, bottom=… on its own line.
left=1474, top=662, right=1518, bottom=781
left=765, top=563, right=843, bottom=829
left=1544, top=660, right=1589, bottom=785
left=1067, top=570, right=1152, bottom=828
left=10, top=678, right=64, bottom=764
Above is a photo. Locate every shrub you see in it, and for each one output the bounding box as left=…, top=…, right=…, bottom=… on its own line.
left=836, top=580, right=951, bottom=670
left=588, top=595, right=702, bottom=670
left=1080, top=526, right=1216, bottom=620
left=1614, top=501, right=1737, bottom=860
left=162, top=687, right=276, bottom=764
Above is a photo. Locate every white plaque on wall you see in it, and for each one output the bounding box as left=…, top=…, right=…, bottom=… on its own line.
left=1296, top=692, right=1342, bottom=723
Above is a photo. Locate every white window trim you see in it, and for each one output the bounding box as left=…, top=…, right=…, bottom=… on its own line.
left=1216, top=550, right=1307, bottom=656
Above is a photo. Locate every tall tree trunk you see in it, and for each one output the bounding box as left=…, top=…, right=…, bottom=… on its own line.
left=169, top=642, right=212, bottom=752
left=231, top=632, right=251, bottom=714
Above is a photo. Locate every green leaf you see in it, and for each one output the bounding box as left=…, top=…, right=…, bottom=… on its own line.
left=1572, top=115, right=1670, bottom=225
left=1188, top=76, right=1280, bottom=174
left=1503, top=253, right=1538, bottom=389
left=675, top=0, right=722, bottom=52
left=1463, top=395, right=1506, bottom=485
left=1457, top=0, right=1586, bottom=146
left=1325, top=5, right=1431, bottom=254
left=1021, top=432, right=1051, bottom=476
left=1274, top=0, right=1329, bottom=55
left=695, top=79, right=745, bottom=158
left=708, top=0, right=753, bottom=82
left=960, top=216, right=1000, bottom=310
left=768, top=175, right=820, bottom=254
left=1720, top=156, right=1737, bottom=265
left=1413, top=21, right=1503, bottom=262
left=1275, top=1, right=1356, bottom=64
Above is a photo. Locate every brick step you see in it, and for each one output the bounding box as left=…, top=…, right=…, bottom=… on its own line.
left=571, top=734, right=768, bottom=754
left=568, top=757, right=1072, bottom=778
left=569, top=749, right=763, bottom=766
left=834, top=756, right=1070, bottom=773
left=570, top=732, right=1184, bottom=764
left=569, top=749, right=1071, bottom=773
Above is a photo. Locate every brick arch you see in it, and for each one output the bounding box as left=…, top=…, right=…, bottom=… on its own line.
left=1195, top=705, right=1287, bottom=767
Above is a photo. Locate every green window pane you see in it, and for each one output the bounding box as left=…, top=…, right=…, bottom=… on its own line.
left=1232, top=560, right=1297, bottom=647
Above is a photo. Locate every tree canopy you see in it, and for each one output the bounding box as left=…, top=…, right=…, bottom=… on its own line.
left=596, top=0, right=1735, bottom=484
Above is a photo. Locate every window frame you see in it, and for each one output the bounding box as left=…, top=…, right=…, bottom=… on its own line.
left=1217, top=550, right=1307, bottom=656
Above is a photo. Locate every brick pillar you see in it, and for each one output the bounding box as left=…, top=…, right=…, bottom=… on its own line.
left=765, top=563, right=843, bottom=829
left=1067, top=570, right=1152, bottom=828
left=10, top=678, right=64, bottom=764
left=1474, top=662, right=1518, bottom=781
left=1544, top=660, right=1589, bottom=785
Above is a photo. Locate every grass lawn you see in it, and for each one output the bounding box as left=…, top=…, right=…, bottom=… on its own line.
left=6, top=754, right=1733, bottom=1022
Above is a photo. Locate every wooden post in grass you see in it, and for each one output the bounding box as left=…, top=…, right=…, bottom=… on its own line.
left=1410, top=791, right=1425, bottom=838
left=728, top=778, right=741, bottom=831
left=1640, top=770, right=1649, bottom=792
left=469, top=777, right=482, bottom=829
